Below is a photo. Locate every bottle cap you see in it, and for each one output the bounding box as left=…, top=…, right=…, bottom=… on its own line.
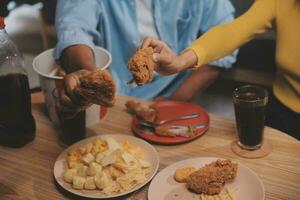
left=0, top=17, right=5, bottom=28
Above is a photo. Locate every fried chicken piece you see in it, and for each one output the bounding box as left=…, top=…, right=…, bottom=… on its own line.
left=125, top=100, right=157, bottom=123
left=212, top=159, right=238, bottom=182
left=187, top=165, right=225, bottom=195
left=136, top=107, right=157, bottom=123
left=74, top=70, right=116, bottom=107
left=155, top=124, right=198, bottom=138
left=125, top=100, right=141, bottom=114
left=186, top=160, right=238, bottom=195
left=128, top=47, right=157, bottom=85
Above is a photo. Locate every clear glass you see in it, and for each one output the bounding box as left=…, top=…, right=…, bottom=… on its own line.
left=0, top=27, right=36, bottom=148
left=233, top=85, right=268, bottom=150
left=52, top=89, right=86, bottom=146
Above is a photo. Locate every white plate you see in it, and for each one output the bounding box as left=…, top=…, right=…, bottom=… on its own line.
left=53, top=134, right=159, bottom=199
left=148, top=157, right=265, bottom=200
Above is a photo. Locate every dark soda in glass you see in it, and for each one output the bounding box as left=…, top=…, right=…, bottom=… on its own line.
left=233, top=85, right=268, bottom=150
left=58, top=111, right=86, bottom=146
left=52, top=89, right=86, bottom=146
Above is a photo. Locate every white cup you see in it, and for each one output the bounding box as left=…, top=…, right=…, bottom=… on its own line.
left=33, top=47, right=112, bottom=127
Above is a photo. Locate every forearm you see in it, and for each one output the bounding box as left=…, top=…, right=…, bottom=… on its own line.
left=55, top=0, right=100, bottom=73
left=176, top=48, right=236, bottom=71
left=61, top=45, right=96, bottom=73
left=177, top=50, right=198, bottom=70
left=170, top=65, right=220, bottom=101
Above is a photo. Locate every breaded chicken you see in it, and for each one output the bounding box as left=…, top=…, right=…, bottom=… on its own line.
left=128, top=47, right=157, bottom=85
left=155, top=124, right=198, bottom=138
left=186, top=160, right=238, bottom=195
left=187, top=165, right=225, bottom=195
left=212, top=159, right=238, bottom=182
left=125, top=100, right=157, bottom=123
left=74, top=70, right=116, bottom=107
left=125, top=100, right=142, bottom=114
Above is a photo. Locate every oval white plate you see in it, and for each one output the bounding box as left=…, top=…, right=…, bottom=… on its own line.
left=53, top=134, right=159, bottom=199
left=148, top=157, right=264, bottom=200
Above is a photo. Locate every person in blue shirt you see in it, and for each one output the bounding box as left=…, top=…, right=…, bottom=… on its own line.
left=55, top=0, right=237, bottom=112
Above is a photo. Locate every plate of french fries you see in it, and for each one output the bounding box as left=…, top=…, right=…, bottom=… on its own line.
left=53, top=134, right=159, bottom=198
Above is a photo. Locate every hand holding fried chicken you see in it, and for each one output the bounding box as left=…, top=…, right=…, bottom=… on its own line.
left=58, top=69, right=115, bottom=118
left=140, top=37, right=198, bottom=75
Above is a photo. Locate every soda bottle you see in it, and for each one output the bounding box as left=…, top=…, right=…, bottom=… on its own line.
left=0, top=17, right=36, bottom=148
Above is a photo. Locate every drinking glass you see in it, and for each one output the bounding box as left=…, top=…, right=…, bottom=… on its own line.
left=52, top=89, right=86, bottom=146
left=233, top=85, right=268, bottom=150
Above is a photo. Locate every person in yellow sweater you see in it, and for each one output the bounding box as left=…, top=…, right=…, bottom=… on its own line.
left=140, top=0, right=300, bottom=140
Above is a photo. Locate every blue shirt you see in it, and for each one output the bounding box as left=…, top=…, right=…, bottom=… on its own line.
left=55, top=0, right=237, bottom=99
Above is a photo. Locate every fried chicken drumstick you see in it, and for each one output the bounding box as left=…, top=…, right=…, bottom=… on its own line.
left=128, top=47, right=157, bottom=86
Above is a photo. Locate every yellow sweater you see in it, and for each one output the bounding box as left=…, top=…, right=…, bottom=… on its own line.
left=189, top=0, right=300, bottom=113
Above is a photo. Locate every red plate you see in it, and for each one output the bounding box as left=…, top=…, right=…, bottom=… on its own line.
left=131, top=101, right=209, bottom=145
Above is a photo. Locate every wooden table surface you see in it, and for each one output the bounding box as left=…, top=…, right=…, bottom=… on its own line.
left=0, top=93, right=299, bottom=200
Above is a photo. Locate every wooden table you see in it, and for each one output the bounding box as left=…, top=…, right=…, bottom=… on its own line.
left=0, top=93, right=299, bottom=200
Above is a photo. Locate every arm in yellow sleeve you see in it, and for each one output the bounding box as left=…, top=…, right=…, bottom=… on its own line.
left=189, top=0, right=277, bottom=67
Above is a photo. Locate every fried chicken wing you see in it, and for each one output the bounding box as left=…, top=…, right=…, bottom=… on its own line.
left=125, top=100, right=157, bottom=123
left=128, top=47, right=157, bottom=85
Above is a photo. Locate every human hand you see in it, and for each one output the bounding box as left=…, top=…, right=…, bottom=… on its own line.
left=140, top=37, right=184, bottom=75
left=58, top=69, right=93, bottom=118
left=140, top=37, right=198, bottom=76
